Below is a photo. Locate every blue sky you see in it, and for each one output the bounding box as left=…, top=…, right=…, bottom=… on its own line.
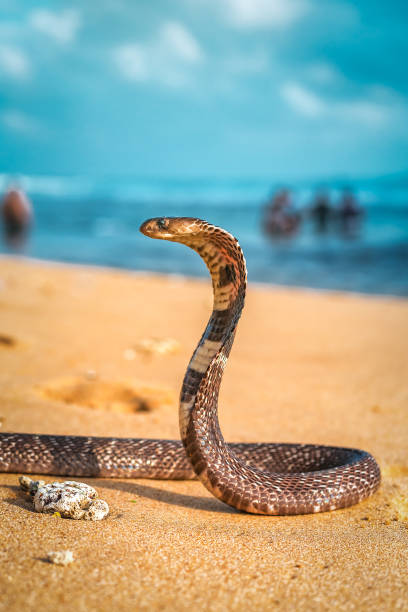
left=1, top=0, right=407, bottom=180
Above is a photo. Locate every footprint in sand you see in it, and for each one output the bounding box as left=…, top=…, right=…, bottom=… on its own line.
left=0, top=334, right=17, bottom=348
left=38, top=377, right=176, bottom=414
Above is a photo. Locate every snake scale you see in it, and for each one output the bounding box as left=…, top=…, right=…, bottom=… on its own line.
left=0, top=217, right=381, bottom=515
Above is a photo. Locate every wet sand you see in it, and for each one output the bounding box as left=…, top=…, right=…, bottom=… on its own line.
left=0, top=257, right=407, bottom=611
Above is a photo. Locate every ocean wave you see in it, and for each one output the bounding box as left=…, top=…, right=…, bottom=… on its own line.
left=1, top=174, right=408, bottom=210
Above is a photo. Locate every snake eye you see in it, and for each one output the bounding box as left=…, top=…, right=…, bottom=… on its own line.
left=157, top=218, right=168, bottom=230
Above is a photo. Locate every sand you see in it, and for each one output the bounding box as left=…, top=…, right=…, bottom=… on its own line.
left=0, top=256, right=407, bottom=611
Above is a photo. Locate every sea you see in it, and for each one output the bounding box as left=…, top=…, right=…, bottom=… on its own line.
left=1, top=174, right=407, bottom=296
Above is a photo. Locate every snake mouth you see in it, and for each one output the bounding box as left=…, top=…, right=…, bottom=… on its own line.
left=139, top=217, right=170, bottom=239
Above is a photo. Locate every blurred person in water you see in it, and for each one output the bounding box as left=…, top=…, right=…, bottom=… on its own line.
left=1, top=187, right=33, bottom=248
left=337, top=187, right=363, bottom=238
left=310, top=188, right=332, bottom=234
left=262, top=188, right=301, bottom=239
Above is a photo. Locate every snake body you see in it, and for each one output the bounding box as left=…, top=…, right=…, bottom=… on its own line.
left=0, top=217, right=380, bottom=515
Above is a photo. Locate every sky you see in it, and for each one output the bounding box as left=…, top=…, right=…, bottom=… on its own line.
left=1, top=0, right=408, bottom=180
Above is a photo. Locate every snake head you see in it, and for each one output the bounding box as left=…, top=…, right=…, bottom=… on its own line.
left=140, top=217, right=205, bottom=242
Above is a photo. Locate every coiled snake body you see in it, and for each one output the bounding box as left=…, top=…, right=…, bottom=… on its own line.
left=0, top=217, right=380, bottom=515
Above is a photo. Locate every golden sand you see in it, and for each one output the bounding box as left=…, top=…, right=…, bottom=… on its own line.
left=0, top=257, right=407, bottom=611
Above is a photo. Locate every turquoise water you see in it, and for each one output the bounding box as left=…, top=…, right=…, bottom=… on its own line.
left=1, top=175, right=407, bottom=296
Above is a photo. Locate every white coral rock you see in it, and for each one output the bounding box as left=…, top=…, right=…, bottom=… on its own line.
left=33, top=480, right=109, bottom=520
left=47, top=550, right=74, bottom=566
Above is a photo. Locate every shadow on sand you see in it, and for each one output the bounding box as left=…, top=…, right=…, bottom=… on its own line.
left=94, top=479, right=240, bottom=515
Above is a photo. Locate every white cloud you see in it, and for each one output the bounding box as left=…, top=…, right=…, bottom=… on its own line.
left=112, top=21, right=203, bottom=88
left=221, top=0, right=309, bottom=29
left=113, top=45, right=147, bottom=81
left=160, top=22, right=203, bottom=63
left=281, top=80, right=396, bottom=126
left=281, top=82, right=326, bottom=117
left=0, top=45, right=30, bottom=79
left=29, top=9, right=81, bottom=44
left=2, top=110, right=40, bottom=134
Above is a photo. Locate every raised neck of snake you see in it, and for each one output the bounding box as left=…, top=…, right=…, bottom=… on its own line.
left=140, top=217, right=248, bottom=500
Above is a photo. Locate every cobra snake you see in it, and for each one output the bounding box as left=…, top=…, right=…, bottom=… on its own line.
left=0, top=217, right=380, bottom=515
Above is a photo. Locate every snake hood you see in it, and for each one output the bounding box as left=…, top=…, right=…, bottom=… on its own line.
left=140, top=217, right=246, bottom=314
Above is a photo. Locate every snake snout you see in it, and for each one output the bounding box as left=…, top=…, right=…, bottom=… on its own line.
left=140, top=217, right=168, bottom=238
left=140, top=217, right=201, bottom=241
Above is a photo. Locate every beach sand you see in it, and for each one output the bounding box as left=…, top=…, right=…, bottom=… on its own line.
left=0, top=256, right=407, bottom=611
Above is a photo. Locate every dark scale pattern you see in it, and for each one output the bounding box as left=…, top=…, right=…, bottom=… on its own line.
left=0, top=217, right=381, bottom=515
